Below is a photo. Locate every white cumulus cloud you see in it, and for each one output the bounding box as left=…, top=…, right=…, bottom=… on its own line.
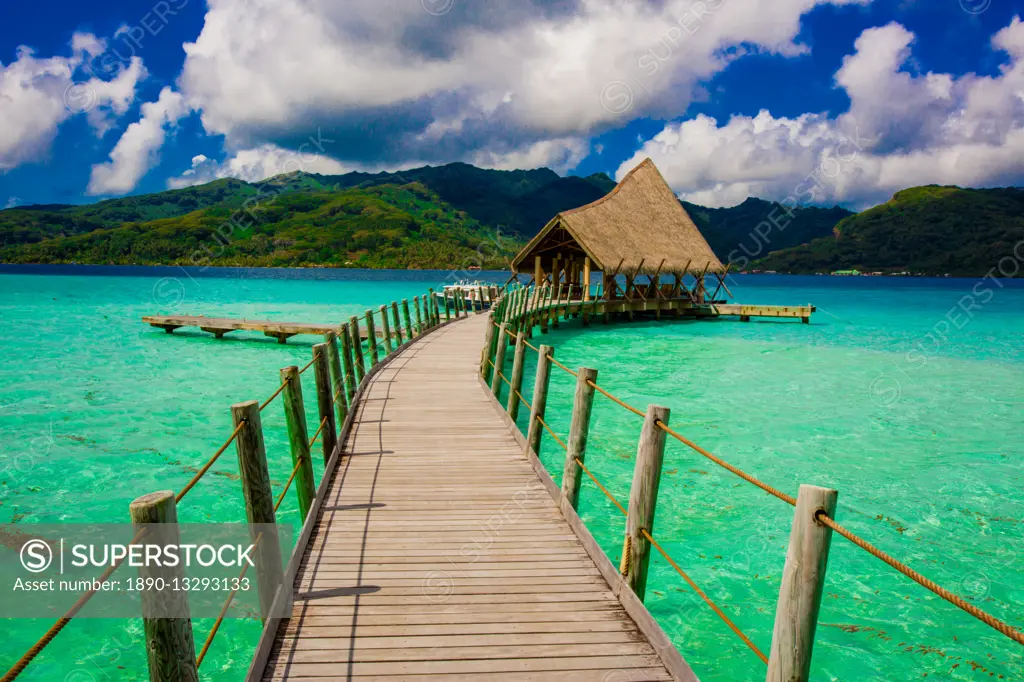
left=0, top=33, right=146, bottom=172
left=175, top=0, right=868, bottom=170
left=87, top=87, right=189, bottom=195
left=619, top=16, right=1024, bottom=208
left=166, top=143, right=351, bottom=188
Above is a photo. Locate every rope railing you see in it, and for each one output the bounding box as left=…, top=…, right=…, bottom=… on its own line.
left=0, top=527, right=148, bottom=682
left=574, top=457, right=626, bottom=516
left=547, top=354, right=579, bottom=378
left=563, top=436, right=767, bottom=664
left=3, top=289, right=447, bottom=681
left=587, top=379, right=645, bottom=417
left=641, top=529, right=769, bottom=664
left=535, top=414, right=567, bottom=450
left=297, top=354, right=317, bottom=375
left=654, top=420, right=797, bottom=507
left=816, top=511, right=1024, bottom=646
left=491, top=287, right=1024, bottom=659
left=176, top=421, right=247, bottom=503
left=308, top=417, right=328, bottom=450
left=259, top=379, right=289, bottom=412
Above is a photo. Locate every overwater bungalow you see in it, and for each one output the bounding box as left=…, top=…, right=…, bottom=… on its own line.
left=510, top=158, right=729, bottom=305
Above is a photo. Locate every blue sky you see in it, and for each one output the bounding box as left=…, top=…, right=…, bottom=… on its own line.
left=1, top=0, right=1022, bottom=210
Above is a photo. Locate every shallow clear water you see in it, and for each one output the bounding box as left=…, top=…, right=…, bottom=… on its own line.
left=1, top=267, right=1021, bottom=681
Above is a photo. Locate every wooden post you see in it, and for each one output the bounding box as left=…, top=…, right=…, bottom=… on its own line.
left=766, top=485, right=839, bottom=682
left=622, top=404, right=671, bottom=601
left=349, top=316, right=366, bottom=382
left=506, top=331, right=528, bottom=420
left=340, top=323, right=357, bottom=403
left=129, top=491, right=199, bottom=682
left=561, top=367, right=598, bottom=509
left=476, top=286, right=484, bottom=313
left=481, top=317, right=496, bottom=381
left=490, top=322, right=508, bottom=399
left=279, top=366, right=316, bottom=520
left=525, top=345, right=554, bottom=456
left=230, top=401, right=285, bottom=619
left=391, top=302, right=404, bottom=344
left=324, top=331, right=348, bottom=430
left=312, top=343, right=338, bottom=464
left=364, top=309, right=379, bottom=366
left=583, top=258, right=592, bottom=326
left=402, top=299, right=413, bottom=338
left=444, top=290, right=451, bottom=321
left=552, top=283, right=563, bottom=328
left=377, top=305, right=392, bottom=353
left=427, top=289, right=436, bottom=327
left=539, top=284, right=550, bottom=334
left=414, top=295, right=423, bottom=334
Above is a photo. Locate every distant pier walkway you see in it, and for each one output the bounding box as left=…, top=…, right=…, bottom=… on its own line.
left=257, top=314, right=689, bottom=681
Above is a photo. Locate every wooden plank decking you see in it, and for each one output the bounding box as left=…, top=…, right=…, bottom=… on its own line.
left=259, top=314, right=689, bottom=681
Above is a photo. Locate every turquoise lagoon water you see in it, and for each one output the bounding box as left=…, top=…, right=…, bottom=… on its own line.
left=0, top=266, right=1022, bottom=681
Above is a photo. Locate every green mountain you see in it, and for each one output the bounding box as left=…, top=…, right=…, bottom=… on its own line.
left=752, top=185, right=1024, bottom=276
left=0, top=162, right=620, bottom=269
left=682, top=198, right=853, bottom=266
left=0, top=183, right=519, bottom=269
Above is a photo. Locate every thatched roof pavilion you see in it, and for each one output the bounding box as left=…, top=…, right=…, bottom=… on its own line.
left=511, top=158, right=724, bottom=280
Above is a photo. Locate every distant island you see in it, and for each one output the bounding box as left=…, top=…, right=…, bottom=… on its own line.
left=1, top=162, right=1020, bottom=277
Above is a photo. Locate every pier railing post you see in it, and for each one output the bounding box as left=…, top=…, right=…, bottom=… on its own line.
left=128, top=491, right=199, bottom=682
left=379, top=305, right=393, bottom=354
left=490, top=322, right=509, bottom=399
left=324, top=331, right=348, bottom=430
left=312, top=343, right=338, bottom=464
left=539, top=285, right=550, bottom=334
left=552, top=284, right=563, bottom=328
left=481, top=317, right=496, bottom=381
left=561, top=367, right=598, bottom=510
left=391, top=302, right=404, bottom=344
left=427, top=289, right=437, bottom=327
left=279, top=366, right=316, bottom=520
left=414, top=296, right=423, bottom=334
left=402, top=299, right=413, bottom=338
left=230, top=401, right=285, bottom=619
left=364, top=310, right=379, bottom=366
left=444, top=290, right=451, bottom=321
left=766, top=485, right=839, bottom=682
left=622, top=404, right=670, bottom=601
left=506, top=331, right=528, bottom=420
left=340, top=323, right=357, bottom=404
left=349, top=316, right=366, bottom=382
left=526, top=345, right=554, bottom=456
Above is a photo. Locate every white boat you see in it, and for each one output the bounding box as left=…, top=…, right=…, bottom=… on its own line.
left=437, top=281, right=499, bottom=310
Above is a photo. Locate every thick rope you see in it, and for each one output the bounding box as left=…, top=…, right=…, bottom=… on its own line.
left=587, top=379, right=645, bottom=417
left=176, top=421, right=246, bottom=503
left=298, top=352, right=320, bottom=375
left=816, top=511, right=1024, bottom=646
left=196, top=533, right=260, bottom=667
left=308, top=417, right=328, bottom=450
left=515, top=390, right=533, bottom=412
left=535, top=415, right=567, bottom=450
left=641, top=529, right=769, bottom=664
left=274, top=458, right=305, bottom=512
left=547, top=354, right=579, bottom=378
left=259, top=379, right=289, bottom=412
left=0, top=527, right=147, bottom=682
left=655, top=421, right=797, bottom=506
left=575, top=457, right=627, bottom=516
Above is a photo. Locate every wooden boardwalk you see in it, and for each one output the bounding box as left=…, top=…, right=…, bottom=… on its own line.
left=257, top=314, right=691, bottom=681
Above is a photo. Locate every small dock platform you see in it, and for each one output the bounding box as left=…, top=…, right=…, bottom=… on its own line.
left=144, top=315, right=373, bottom=344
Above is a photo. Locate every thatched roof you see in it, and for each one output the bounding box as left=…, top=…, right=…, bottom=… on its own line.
left=512, top=158, right=724, bottom=276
